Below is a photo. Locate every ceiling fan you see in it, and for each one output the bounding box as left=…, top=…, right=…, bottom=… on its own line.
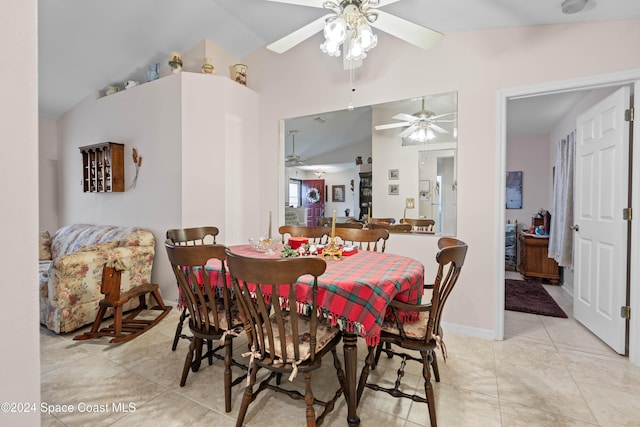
left=374, top=97, right=456, bottom=142
left=285, top=130, right=306, bottom=166
left=265, top=0, right=443, bottom=61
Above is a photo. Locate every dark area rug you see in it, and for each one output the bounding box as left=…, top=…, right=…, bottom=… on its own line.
left=505, top=279, right=568, bottom=318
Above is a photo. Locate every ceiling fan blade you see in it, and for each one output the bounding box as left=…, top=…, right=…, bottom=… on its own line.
left=430, top=112, right=456, bottom=120
left=399, top=124, right=418, bottom=139
left=375, top=121, right=411, bottom=130
left=267, top=15, right=330, bottom=53
left=392, top=113, right=419, bottom=122
left=429, top=123, right=448, bottom=134
left=264, top=0, right=324, bottom=8
left=372, top=10, right=444, bottom=50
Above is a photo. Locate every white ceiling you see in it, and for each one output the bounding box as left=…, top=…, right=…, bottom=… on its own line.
left=39, top=0, right=640, bottom=119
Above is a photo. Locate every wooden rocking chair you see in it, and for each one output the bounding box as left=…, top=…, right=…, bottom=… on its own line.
left=74, top=262, right=172, bottom=343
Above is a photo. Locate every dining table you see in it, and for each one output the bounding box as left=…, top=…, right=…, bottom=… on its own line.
left=209, top=243, right=425, bottom=426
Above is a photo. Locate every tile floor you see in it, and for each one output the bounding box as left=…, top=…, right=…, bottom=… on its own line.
left=41, top=274, right=640, bottom=426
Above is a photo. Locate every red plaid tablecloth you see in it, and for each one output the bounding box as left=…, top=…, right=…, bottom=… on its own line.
left=210, top=244, right=424, bottom=346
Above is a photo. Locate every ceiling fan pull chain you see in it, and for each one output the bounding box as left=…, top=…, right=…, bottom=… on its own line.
left=348, top=59, right=356, bottom=111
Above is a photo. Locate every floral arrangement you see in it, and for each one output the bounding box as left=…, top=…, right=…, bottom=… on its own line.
left=130, top=148, right=142, bottom=189
left=306, top=187, right=321, bottom=203
left=281, top=244, right=320, bottom=258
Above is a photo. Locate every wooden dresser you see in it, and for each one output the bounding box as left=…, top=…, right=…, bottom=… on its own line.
left=518, top=232, right=560, bottom=285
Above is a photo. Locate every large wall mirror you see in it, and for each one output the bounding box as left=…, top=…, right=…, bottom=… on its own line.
left=282, top=91, right=457, bottom=236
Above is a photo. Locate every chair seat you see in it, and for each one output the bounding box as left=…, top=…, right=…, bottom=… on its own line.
left=197, top=299, right=244, bottom=333
left=380, top=311, right=443, bottom=343
left=264, top=312, right=340, bottom=363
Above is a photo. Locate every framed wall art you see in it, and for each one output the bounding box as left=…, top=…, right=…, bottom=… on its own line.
left=506, top=171, right=523, bottom=209
left=332, top=185, right=345, bottom=202
left=388, top=169, right=399, bottom=180
left=388, top=184, right=399, bottom=195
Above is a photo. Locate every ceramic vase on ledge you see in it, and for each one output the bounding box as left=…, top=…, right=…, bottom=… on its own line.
left=146, top=63, right=159, bottom=82
left=168, top=51, right=183, bottom=73
left=230, top=64, right=247, bottom=86
left=201, top=57, right=215, bottom=75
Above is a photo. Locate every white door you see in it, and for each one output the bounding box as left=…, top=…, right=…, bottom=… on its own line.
left=574, top=86, right=631, bottom=354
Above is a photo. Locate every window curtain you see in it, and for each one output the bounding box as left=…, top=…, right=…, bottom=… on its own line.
left=549, top=131, right=575, bottom=267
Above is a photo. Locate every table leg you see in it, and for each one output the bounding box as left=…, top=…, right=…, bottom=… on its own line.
left=343, top=332, right=360, bottom=426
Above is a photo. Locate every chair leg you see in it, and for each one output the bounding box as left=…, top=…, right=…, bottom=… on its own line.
left=373, top=342, right=384, bottom=368
left=332, top=347, right=346, bottom=391
left=236, top=365, right=257, bottom=427
left=172, top=309, right=188, bottom=351
left=180, top=337, right=197, bottom=387
left=224, top=337, right=232, bottom=413
left=356, top=346, right=375, bottom=405
left=192, top=337, right=203, bottom=372
left=430, top=350, right=440, bottom=382
left=422, top=351, right=437, bottom=427
left=304, top=372, right=316, bottom=427
left=207, top=339, right=213, bottom=366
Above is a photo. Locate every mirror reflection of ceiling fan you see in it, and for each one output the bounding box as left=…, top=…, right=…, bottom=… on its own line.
left=375, top=97, right=456, bottom=143
left=285, top=130, right=306, bottom=166
left=264, top=0, right=443, bottom=65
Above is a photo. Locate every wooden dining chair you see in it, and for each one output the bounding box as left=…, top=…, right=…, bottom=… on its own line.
left=316, top=217, right=333, bottom=227
left=333, top=227, right=389, bottom=252
left=356, top=238, right=468, bottom=427
left=166, top=227, right=219, bottom=350
left=164, top=241, right=247, bottom=412
left=369, top=217, right=396, bottom=224
left=335, top=221, right=364, bottom=229
left=367, top=222, right=412, bottom=233
left=400, top=218, right=435, bottom=233
left=278, top=225, right=330, bottom=246
left=226, top=250, right=345, bottom=427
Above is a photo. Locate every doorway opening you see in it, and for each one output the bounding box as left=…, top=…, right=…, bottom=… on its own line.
left=497, top=69, right=640, bottom=365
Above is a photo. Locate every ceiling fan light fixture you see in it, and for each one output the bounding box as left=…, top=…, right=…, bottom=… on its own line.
left=321, top=40, right=342, bottom=56
left=359, top=22, right=377, bottom=51
left=324, top=17, right=347, bottom=41
left=320, top=0, right=378, bottom=63
left=346, top=35, right=366, bottom=61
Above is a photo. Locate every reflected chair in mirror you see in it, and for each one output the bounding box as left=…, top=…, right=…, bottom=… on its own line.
left=400, top=218, right=435, bottom=233
left=356, top=238, right=468, bottom=427
left=166, top=227, right=219, bottom=350
left=368, top=217, right=396, bottom=224
left=164, top=242, right=247, bottom=413
left=335, top=221, right=364, bottom=229
left=368, top=223, right=412, bottom=233
left=334, top=227, right=389, bottom=252
left=316, top=217, right=332, bottom=227
left=278, top=225, right=330, bottom=246
left=226, top=251, right=345, bottom=427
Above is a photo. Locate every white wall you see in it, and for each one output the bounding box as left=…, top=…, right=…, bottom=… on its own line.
left=1, top=1, right=40, bottom=425
left=58, top=74, right=183, bottom=301
left=39, top=116, right=59, bottom=232
left=56, top=73, right=259, bottom=303
left=505, top=133, right=551, bottom=227
left=246, top=19, right=640, bottom=334
left=324, top=168, right=357, bottom=218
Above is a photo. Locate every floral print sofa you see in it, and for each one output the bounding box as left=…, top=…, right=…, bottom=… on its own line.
left=39, top=224, right=155, bottom=334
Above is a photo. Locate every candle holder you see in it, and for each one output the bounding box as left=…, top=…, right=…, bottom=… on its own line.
left=322, top=237, right=342, bottom=261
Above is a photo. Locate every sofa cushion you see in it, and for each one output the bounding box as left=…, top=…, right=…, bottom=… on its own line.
left=39, top=231, right=52, bottom=260
left=51, top=224, right=155, bottom=258
left=77, top=241, right=119, bottom=253
left=98, top=227, right=155, bottom=247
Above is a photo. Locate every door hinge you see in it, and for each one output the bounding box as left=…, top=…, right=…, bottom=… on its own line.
left=625, top=108, right=634, bottom=122
left=623, top=208, right=632, bottom=221
left=621, top=306, right=631, bottom=320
